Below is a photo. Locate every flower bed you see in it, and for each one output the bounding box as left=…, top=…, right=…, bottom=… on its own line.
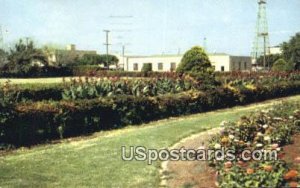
left=208, top=102, right=300, bottom=187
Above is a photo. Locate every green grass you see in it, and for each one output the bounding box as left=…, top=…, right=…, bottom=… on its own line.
left=0, top=77, right=71, bottom=84
left=1, top=95, right=300, bottom=187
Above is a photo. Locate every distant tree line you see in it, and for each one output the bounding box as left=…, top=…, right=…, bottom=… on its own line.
left=256, top=32, right=300, bottom=71
left=0, top=39, right=119, bottom=77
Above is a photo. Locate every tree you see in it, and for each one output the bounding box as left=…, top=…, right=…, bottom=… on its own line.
left=56, top=51, right=79, bottom=66
left=271, top=58, right=293, bottom=71
left=7, top=39, right=47, bottom=72
left=141, top=63, right=152, bottom=72
left=281, top=32, right=300, bottom=70
left=256, top=54, right=282, bottom=68
left=0, top=49, right=8, bottom=67
left=99, top=54, right=119, bottom=67
left=78, top=54, right=102, bottom=65
left=176, top=46, right=212, bottom=73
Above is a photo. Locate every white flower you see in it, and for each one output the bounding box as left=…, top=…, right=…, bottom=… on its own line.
left=234, top=139, right=239, bottom=142
left=271, top=143, right=279, bottom=149
left=256, top=143, right=263, bottom=148
left=289, top=116, right=294, bottom=119
left=263, top=124, right=268, bottom=129
left=214, top=143, right=221, bottom=149
left=229, top=135, right=234, bottom=139
left=273, top=117, right=283, bottom=120
left=257, top=132, right=263, bottom=137
left=220, top=120, right=228, bottom=127
left=264, top=136, right=271, bottom=141
left=198, top=146, right=206, bottom=150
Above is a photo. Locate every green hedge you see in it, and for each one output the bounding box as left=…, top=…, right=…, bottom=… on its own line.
left=1, top=80, right=300, bottom=147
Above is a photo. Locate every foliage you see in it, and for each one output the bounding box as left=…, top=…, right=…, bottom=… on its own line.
left=0, top=65, right=72, bottom=78
left=208, top=103, right=300, bottom=187
left=77, top=54, right=102, bottom=65
left=141, top=63, right=152, bottom=73
left=282, top=32, right=300, bottom=70
left=256, top=53, right=282, bottom=68
left=272, top=58, right=294, bottom=71
left=176, top=46, right=212, bottom=73
left=55, top=50, right=79, bottom=66
left=6, top=39, right=48, bottom=73
left=0, top=48, right=8, bottom=67
left=62, top=76, right=196, bottom=99
left=99, top=54, right=119, bottom=67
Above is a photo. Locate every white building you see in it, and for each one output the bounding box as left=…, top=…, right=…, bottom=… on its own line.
left=120, top=53, right=252, bottom=72
left=269, top=46, right=282, bottom=55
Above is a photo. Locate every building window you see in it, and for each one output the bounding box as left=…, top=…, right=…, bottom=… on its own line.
left=221, top=66, right=225, bottom=72
left=133, top=63, right=138, bottom=71
left=170, top=62, right=176, bottom=71
left=238, top=62, right=241, bottom=70
left=244, top=62, right=247, bottom=69
left=158, top=63, right=163, bottom=70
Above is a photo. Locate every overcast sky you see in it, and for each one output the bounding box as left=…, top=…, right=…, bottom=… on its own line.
left=0, top=0, right=299, bottom=56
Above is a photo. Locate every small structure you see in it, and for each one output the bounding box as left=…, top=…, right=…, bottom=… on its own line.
left=121, top=53, right=251, bottom=72
left=47, top=44, right=97, bottom=65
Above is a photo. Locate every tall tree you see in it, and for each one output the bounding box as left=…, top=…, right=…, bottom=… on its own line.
left=281, top=32, right=300, bottom=70
left=7, top=39, right=47, bottom=72
left=0, top=49, right=8, bottom=67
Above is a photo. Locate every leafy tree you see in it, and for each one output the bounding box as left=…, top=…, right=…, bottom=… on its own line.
left=78, top=54, right=102, bottom=65
left=141, top=63, right=152, bottom=72
left=176, top=46, right=212, bottom=73
left=56, top=51, right=79, bottom=66
left=0, top=49, right=8, bottom=67
left=281, top=32, right=300, bottom=70
left=7, top=39, right=47, bottom=72
left=176, top=46, right=217, bottom=89
left=271, top=58, right=294, bottom=71
left=256, top=54, right=282, bottom=68
left=99, top=54, right=119, bottom=68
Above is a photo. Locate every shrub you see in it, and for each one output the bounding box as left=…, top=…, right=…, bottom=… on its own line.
left=176, top=46, right=212, bottom=73
left=272, top=58, right=293, bottom=72
left=141, top=63, right=152, bottom=73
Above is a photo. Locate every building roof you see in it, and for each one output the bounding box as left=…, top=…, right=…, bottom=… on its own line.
left=125, top=52, right=230, bottom=58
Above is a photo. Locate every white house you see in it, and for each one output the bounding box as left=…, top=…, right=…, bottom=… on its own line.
left=120, top=53, right=251, bottom=72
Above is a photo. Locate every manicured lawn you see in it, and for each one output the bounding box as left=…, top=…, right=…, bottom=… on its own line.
left=0, top=77, right=72, bottom=84
left=1, top=95, right=300, bottom=187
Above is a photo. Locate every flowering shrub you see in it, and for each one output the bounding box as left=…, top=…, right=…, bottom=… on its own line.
left=208, top=103, right=300, bottom=187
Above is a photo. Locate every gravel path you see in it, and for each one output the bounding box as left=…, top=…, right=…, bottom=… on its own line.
left=160, top=127, right=223, bottom=188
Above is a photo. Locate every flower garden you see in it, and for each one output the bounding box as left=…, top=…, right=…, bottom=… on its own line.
left=1, top=71, right=300, bottom=148
left=208, top=102, right=300, bottom=187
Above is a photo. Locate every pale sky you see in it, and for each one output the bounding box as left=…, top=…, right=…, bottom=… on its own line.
left=0, top=0, right=299, bottom=56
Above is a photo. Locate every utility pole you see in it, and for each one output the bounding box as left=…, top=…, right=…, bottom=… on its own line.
left=103, top=30, right=110, bottom=69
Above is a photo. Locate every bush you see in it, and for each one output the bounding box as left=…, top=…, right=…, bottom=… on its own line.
left=176, top=46, right=212, bottom=73
left=141, top=63, right=152, bottom=73
left=0, top=66, right=73, bottom=78
left=272, top=58, right=294, bottom=71
left=2, top=80, right=300, bottom=147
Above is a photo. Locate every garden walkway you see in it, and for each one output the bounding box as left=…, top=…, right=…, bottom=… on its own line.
left=160, top=127, right=222, bottom=188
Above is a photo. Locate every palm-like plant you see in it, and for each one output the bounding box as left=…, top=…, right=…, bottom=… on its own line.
left=7, top=39, right=48, bottom=72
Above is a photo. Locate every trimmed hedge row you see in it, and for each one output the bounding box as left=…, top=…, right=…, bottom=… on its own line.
left=1, top=81, right=300, bottom=147
left=0, top=66, right=73, bottom=78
